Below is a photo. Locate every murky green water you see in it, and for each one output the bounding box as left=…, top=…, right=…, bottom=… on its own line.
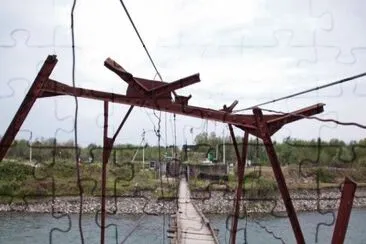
left=0, top=209, right=365, bottom=243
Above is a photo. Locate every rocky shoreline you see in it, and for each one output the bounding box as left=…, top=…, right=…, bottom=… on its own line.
left=192, top=187, right=366, bottom=214
left=1, top=188, right=365, bottom=215
left=0, top=191, right=177, bottom=215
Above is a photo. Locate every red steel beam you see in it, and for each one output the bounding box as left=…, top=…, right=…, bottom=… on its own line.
left=145, top=74, right=200, bottom=97
left=267, top=103, right=325, bottom=135
left=41, top=79, right=257, bottom=128
left=41, top=79, right=324, bottom=134
left=104, top=58, right=148, bottom=95
left=100, top=103, right=133, bottom=244
left=236, top=103, right=325, bottom=137
left=253, top=107, right=305, bottom=244
left=101, top=101, right=110, bottom=244
left=331, top=177, right=357, bottom=244
left=105, top=58, right=201, bottom=97
left=0, top=55, right=58, bottom=161
left=104, top=58, right=324, bottom=134
left=228, top=126, right=248, bottom=244
left=222, top=100, right=239, bottom=113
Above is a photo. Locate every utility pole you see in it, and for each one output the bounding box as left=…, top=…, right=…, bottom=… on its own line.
left=29, top=141, right=32, bottom=164
left=142, top=129, right=145, bottom=169
left=216, top=144, right=218, bottom=162
left=29, top=132, right=32, bottom=164
left=223, top=128, right=226, bottom=163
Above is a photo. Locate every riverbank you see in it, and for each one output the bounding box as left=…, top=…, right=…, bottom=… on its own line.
left=0, top=191, right=177, bottom=214
left=1, top=187, right=365, bottom=214
left=193, top=187, right=366, bottom=214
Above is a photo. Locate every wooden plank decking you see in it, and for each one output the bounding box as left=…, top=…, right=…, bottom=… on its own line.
left=170, top=178, right=219, bottom=244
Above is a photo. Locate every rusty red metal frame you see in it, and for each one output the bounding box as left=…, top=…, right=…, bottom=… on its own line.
left=0, top=55, right=344, bottom=243
left=101, top=101, right=110, bottom=244
left=228, top=125, right=248, bottom=244
left=331, top=177, right=357, bottom=244
left=0, top=55, right=58, bottom=161
left=253, top=107, right=306, bottom=244
left=100, top=103, right=133, bottom=243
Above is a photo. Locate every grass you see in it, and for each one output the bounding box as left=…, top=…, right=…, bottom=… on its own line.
left=2, top=160, right=366, bottom=203
left=188, top=164, right=366, bottom=197
left=189, top=174, right=278, bottom=198
left=0, top=160, right=171, bottom=203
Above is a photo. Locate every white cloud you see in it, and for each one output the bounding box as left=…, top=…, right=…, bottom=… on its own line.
left=1, top=0, right=366, bottom=147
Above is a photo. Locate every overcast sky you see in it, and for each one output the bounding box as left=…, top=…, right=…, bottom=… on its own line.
left=1, top=0, right=366, bottom=147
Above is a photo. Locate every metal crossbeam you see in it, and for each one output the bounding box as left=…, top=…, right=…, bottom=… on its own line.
left=0, top=55, right=334, bottom=244
left=38, top=78, right=324, bottom=132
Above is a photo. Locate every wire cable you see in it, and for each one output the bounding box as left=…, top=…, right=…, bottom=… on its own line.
left=120, top=214, right=146, bottom=243
left=117, top=0, right=164, bottom=84
left=233, top=71, right=366, bottom=112
left=260, top=107, right=366, bottom=130
left=70, top=1, right=85, bottom=243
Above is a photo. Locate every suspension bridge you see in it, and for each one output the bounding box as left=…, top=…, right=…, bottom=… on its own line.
left=0, top=55, right=358, bottom=244
left=169, top=177, right=219, bottom=244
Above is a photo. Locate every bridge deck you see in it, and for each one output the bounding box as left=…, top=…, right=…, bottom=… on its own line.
left=174, top=178, right=219, bottom=244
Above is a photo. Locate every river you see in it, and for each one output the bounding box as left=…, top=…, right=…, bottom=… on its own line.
left=0, top=209, right=365, bottom=243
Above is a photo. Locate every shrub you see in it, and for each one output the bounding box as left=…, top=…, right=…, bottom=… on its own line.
left=53, top=162, right=76, bottom=178
left=245, top=171, right=260, bottom=183
left=316, top=168, right=336, bottom=183
left=245, top=176, right=277, bottom=197
left=0, top=162, right=33, bottom=181
left=189, top=178, right=208, bottom=191
left=0, top=180, right=21, bottom=195
left=110, top=163, right=135, bottom=181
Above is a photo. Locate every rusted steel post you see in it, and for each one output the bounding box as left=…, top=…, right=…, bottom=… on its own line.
left=100, top=103, right=132, bottom=244
left=101, top=101, right=110, bottom=244
left=331, top=177, right=357, bottom=244
left=253, top=107, right=305, bottom=244
left=0, top=55, right=57, bottom=162
left=228, top=125, right=248, bottom=244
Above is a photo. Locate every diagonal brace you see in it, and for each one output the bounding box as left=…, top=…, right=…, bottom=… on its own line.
left=253, top=107, right=305, bottom=244
left=331, top=177, right=357, bottom=244
left=228, top=125, right=248, bottom=244
left=100, top=102, right=133, bottom=244
left=0, top=55, right=58, bottom=161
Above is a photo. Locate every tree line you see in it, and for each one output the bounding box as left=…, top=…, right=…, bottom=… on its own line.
left=2, top=133, right=366, bottom=167
left=189, top=132, right=366, bottom=167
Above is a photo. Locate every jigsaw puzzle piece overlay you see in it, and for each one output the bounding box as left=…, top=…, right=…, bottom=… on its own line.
left=311, top=0, right=366, bottom=64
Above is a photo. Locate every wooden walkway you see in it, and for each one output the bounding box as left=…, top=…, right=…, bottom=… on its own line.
left=169, top=178, right=219, bottom=244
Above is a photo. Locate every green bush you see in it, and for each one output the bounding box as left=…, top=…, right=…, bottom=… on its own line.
left=0, top=162, right=33, bottom=181
left=110, top=163, right=135, bottom=181
left=53, top=162, right=76, bottom=178
left=189, top=178, right=208, bottom=191
left=227, top=173, right=236, bottom=182
left=132, top=170, right=159, bottom=190
left=0, top=180, right=21, bottom=195
left=316, top=168, right=336, bottom=183
left=245, top=171, right=261, bottom=183
left=134, top=170, right=155, bottom=180
left=245, top=176, right=277, bottom=197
